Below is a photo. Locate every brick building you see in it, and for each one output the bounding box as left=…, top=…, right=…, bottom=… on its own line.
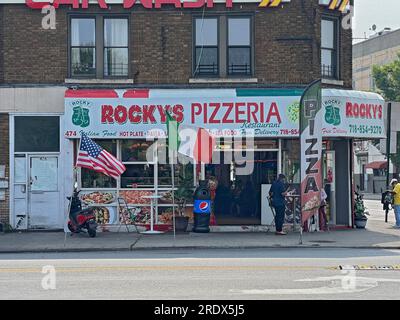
left=0, top=0, right=386, bottom=231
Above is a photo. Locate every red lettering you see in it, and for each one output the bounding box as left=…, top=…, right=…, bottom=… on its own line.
left=191, top=103, right=202, bottom=124
left=353, top=103, right=359, bottom=117
left=101, top=105, right=114, bottom=123
left=247, top=102, right=259, bottom=123
left=372, top=105, right=377, bottom=118
left=260, top=102, right=264, bottom=123
left=81, top=0, right=107, bottom=8
left=365, top=104, right=372, bottom=118
left=25, top=0, right=51, bottom=9
left=142, top=105, right=156, bottom=123
left=128, top=105, right=142, bottom=124
left=124, top=0, right=152, bottom=8
left=266, top=102, right=281, bottom=124
left=173, top=104, right=184, bottom=123
left=378, top=105, right=383, bottom=119
left=222, top=103, right=234, bottom=124
left=155, top=0, right=181, bottom=8
left=114, top=105, right=128, bottom=124
left=346, top=102, right=353, bottom=117
left=360, top=103, right=366, bottom=118
left=235, top=103, right=246, bottom=123
left=157, top=105, right=167, bottom=123
left=183, top=0, right=214, bottom=8
left=53, top=0, right=80, bottom=9
left=209, top=103, right=220, bottom=124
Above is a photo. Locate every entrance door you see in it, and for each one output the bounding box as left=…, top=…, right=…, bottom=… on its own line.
left=323, top=150, right=336, bottom=224
left=206, top=151, right=278, bottom=225
left=28, top=156, right=61, bottom=229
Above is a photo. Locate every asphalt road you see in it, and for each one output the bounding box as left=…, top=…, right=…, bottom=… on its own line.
left=0, top=248, right=400, bottom=300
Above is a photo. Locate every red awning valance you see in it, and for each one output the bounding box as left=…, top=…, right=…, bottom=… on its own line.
left=365, top=161, right=388, bottom=170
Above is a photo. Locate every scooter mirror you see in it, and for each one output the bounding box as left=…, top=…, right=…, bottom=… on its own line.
left=74, top=182, right=78, bottom=189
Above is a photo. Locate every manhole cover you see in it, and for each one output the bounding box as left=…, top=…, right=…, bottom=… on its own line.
left=309, top=240, right=336, bottom=243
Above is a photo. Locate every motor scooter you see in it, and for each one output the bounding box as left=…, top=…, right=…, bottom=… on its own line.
left=67, top=183, right=97, bottom=237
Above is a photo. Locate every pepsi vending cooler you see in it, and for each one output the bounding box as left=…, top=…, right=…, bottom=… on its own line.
left=192, top=180, right=211, bottom=233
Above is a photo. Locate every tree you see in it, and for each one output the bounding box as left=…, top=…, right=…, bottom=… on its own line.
left=372, top=53, right=400, bottom=102
left=372, top=54, right=400, bottom=176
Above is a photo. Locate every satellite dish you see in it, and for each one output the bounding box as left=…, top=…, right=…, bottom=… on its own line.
left=372, top=24, right=377, bottom=31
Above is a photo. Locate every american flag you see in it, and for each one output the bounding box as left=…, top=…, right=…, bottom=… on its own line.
left=76, top=133, right=126, bottom=179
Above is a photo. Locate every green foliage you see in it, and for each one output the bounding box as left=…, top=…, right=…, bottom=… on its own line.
left=372, top=53, right=400, bottom=102
left=174, top=165, right=194, bottom=216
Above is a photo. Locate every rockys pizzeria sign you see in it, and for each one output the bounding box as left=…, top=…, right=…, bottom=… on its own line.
left=63, top=88, right=385, bottom=139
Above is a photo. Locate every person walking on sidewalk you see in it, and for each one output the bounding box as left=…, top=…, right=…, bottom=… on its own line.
left=390, top=179, right=400, bottom=228
left=269, top=174, right=289, bottom=235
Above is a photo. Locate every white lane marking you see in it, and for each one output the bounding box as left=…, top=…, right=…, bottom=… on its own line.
left=231, top=275, right=400, bottom=295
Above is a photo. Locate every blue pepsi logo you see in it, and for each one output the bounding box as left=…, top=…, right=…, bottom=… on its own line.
left=199, top=201, right=209, bottom=211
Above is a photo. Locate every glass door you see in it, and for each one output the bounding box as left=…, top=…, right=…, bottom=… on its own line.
left=323, top=150, right=336, bottom=224
left=28, top=155, right=61, bottom=228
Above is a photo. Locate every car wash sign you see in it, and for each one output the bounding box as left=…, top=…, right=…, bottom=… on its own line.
left=300, top=80, right=323, bottom=225
left=24, top=0, right=291, bottom=9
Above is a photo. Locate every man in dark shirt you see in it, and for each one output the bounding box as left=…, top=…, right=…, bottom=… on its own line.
left=269, top=174, right=289, bottom=235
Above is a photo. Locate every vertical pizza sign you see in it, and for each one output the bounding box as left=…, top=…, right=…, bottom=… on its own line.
left=300, top=80, right=323, bottom=227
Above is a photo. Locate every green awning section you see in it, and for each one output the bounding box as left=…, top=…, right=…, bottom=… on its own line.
left=236, top=88, right=304, bottom=97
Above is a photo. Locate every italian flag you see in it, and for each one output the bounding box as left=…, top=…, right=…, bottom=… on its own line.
left=166, top=112, right=215, bottom=164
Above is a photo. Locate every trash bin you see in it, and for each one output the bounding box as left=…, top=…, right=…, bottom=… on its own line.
left=192, top=180, right=211, bottom=233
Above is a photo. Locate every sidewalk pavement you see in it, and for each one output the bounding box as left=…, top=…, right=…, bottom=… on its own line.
left=363, top=193, right=382, bottom=201
left=1, top=217, right=399, bottom=253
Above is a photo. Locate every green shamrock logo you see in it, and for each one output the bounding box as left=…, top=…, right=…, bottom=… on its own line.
left=325, top=105, right=341, bottom=126
left=72, top=106, right=90, bottom=128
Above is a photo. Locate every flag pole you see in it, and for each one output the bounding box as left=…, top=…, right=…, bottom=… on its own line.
left=65, top=136, right=81, bottom=247
left=171, top=150, right=176, bottom=241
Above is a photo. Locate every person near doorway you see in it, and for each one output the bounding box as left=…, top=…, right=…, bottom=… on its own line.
left=269, top=174, right=289, bottom=235
left=390, top=179, right=400, bottom=228
left=214, top=182, right=232, bottom=216
left=232, top=180, right=243, bottom=217
left=319, top=187, right=328, bottom=231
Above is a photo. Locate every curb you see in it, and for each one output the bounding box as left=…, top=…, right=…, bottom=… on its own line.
left=1, top=245, right=400, bottom=254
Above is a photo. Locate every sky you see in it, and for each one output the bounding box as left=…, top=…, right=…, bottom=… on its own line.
left=353, top=0, right=400, bottom=41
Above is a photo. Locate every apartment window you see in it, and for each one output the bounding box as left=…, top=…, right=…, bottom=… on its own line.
left=194, top=18, right=219, bottom=76
left=193, top=16, right=253, bottom=77
left=104, top=18, right=128, bottom=77
left=70, top=16, right=128, bottom=78
left=71, top=18, right=96, bottom=77
left=228, top=18, right=251, bottom=76
left=321, top=17, right=339, bottom=79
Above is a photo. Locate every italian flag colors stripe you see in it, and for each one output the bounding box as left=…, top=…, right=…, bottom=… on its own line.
left=178, top=126, right=216, bottom=164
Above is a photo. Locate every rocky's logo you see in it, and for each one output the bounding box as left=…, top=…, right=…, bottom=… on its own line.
left=71, top=100, right=91, bottom=128
left=323, top=99, right=341, bottom=126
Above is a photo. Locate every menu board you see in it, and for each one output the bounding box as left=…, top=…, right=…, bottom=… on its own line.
left=79, top=191, right=117, bottom=225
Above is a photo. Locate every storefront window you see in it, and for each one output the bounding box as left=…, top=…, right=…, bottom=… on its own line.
left=121, top=164, right=154, bottom=188
left=80, top=139, right=117, bottom=188
left=282, top=139, right=300, bottom=183
left=121, top=140, right=154, bottom=162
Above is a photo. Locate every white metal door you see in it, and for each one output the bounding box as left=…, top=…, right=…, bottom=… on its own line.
left=28, top=156, right=61, bottom=229
left=13, top=155, right=28, bottom=229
